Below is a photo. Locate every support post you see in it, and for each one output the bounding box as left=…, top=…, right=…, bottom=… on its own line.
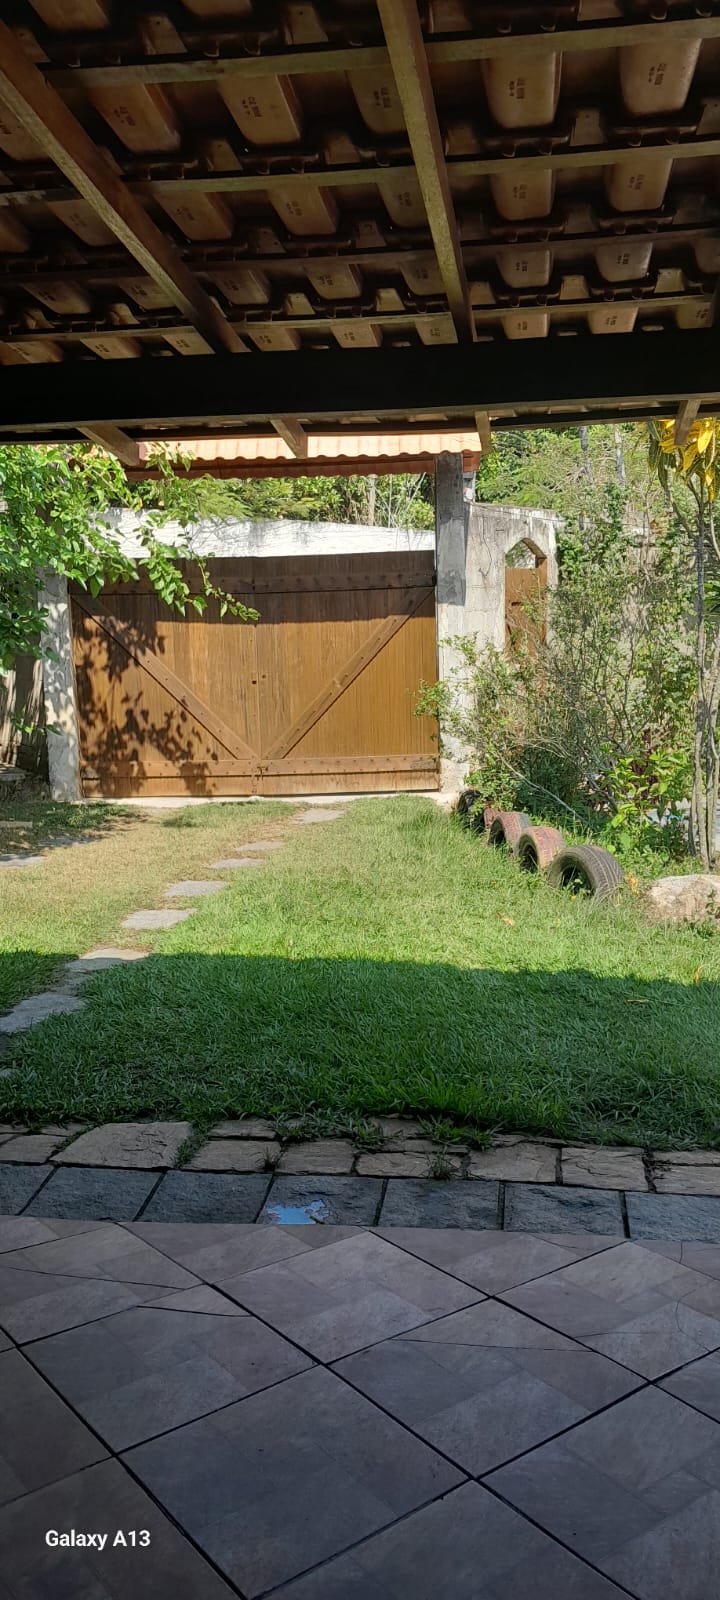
left=39, top=571, right=82, bottom=802
left=435, top=452, right=469, bottom=795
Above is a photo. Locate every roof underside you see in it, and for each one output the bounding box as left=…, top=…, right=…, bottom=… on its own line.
left=0, top=0, right=718, bottom=459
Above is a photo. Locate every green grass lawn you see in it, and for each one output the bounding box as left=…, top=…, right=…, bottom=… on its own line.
left=0, top=798, right=297, bottom=1013
left=2, top=796, right=720, bottom=1148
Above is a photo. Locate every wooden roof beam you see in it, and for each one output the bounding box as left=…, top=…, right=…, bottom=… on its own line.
left=674, top=398, right=700, bottom=447
left=271, top=417, right=308, bottom=459
left=374, top=0, right=474, bottom=345
left=43, top=16, right=720, bottom=88
left=3, top=333, right=720, bottom=433
left=81, top=424, right=140, bottom=466
left=474, top=412, right=493, bottom=454
left=0, top=20, right=245, bottom=361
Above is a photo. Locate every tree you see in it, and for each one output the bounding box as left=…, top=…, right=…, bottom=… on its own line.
left=139, top=463, right=434, bottom=529
left=474, top=422, right=665, bottom=536
left=0, top=444, right=255, bottom=675
left=648, top=419, right=720, bottom=868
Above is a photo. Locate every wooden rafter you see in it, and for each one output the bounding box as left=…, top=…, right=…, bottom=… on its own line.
left=0, top=288, right=711, bottom=351
left=0, top=21, right=245, bottom=359
left=80, top=425, right=141, bottom=466
left=272, top=418, right=309, bottom=459
left=1, top=221, right=718, bottom=294
left=356, top=0, right=472, bottom=341
left=43, top=16, right=720, bottom=89
left=474, top=413, right=493, bottom=455
left=4, top=127, right=720, bottom=213
left=674, top=399, right=700, bottom=447
left=0, top=22, right=307, bottom=452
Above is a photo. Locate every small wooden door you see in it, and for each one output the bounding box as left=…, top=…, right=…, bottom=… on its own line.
left=72, top=552, right=438, bottom=796
left=505, top=559, right=547, bottom=653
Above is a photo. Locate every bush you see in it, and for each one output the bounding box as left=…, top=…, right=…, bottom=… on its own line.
left=418, top=486, right=695, bottom=865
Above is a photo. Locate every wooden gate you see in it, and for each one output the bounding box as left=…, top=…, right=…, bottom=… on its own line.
left=71, top=552, right=438, bottom=797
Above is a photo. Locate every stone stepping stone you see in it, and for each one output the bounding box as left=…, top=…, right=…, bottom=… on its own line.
left=122, top=909, right=195, bottom=929
left=0, top=991, right=85, bottom=1035
left=0, top=854, right=45, bottom=869
left=65, top=948, right=149, bottom=985
left=209, top=857, right=265, bottom=870
left=293, top=809, right=345, bottom=825
left=164, top=880, right=229, bottom=897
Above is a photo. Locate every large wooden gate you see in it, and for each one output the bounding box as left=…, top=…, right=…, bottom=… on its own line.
left=72, top=552, right=438, bottom=797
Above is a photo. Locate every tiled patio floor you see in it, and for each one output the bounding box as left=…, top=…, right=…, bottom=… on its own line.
left=2, top=1218, right=720, bottom=1598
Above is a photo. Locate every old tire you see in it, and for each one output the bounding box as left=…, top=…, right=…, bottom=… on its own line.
left=547, top=844, right=624, bottom=901
left=456, top=788, right=482, bottom=820
left=518, top=825, right=566, bottom=872
left=487, top=810, right=533, bottom=855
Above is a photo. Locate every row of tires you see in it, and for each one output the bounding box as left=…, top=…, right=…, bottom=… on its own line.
left=456, top=792, right=625, bottom=902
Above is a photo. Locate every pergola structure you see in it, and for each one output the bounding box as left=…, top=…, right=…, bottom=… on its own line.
left=0, top=0, right=716, bottom=462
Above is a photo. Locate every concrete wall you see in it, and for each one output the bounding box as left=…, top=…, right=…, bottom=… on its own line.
left=434, top=458, right=559, bottom=793
left=109, top=508, right=434, bottom=559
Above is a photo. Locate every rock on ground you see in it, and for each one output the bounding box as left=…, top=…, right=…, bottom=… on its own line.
left=643, top=874, right=720, bottom=924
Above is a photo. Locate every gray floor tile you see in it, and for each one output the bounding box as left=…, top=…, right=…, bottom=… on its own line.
left=505, top=1183, right=624, bottom=1235
left=31, top=1302, right=312, bottom=1449
left=0, top=1260, right=175, bottom=1343
left=274, top=1480, right=627, bottom=1600
left=627, top=1192, right=720, bottom=1243
left=4, top=1222, right=199, bottom=1287
left=126, top=1365, right=463, bottom=1597
left=24, top=1167, right=158, bottom=1221
left=0, top=1458, right=236, bottom=1598
left=127, top=1219, right=354, bottom=1282
left=140, top=1170, right=270, bottom=1222
left=0, top=1163, right=52, bottom=1214
left=335, top=1299, right=639, bottom=1474
left=503, top=1241, right=720, bottom=1378
left=260, top=1174, right=382, bottom=1226
left=640, top=1239, right=720, bottom=1280
left=221, top=1230, right=482, bottom=1360
left=377, top=1180, right=500, bottom=1229
left=488, top=1386, right=720, bottom=1595
left=0, top=1348, right=107, bottom=1505
left=374, top=1227, right=617, bottom=1293
left=662, top=1349, right=720, bottom=1421
left=0, top=1216, right=107, bottom=1253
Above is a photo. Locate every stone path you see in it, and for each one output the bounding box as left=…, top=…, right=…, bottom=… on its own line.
left=0, top=807, right=344, bottom=1040
left=4, top=1121, right=720, bottom=1243
left=1, top=1214, right=720, bottom=1597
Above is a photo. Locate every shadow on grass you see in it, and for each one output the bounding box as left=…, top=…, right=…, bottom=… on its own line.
left=0, top=953, right=719, bottom=1148
left=0, top=799, right=138, bottom=855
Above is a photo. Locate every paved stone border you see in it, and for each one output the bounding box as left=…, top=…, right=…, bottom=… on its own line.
left=5, top=1159, right=720, bottom=1241
left=2, top=1119, right=720, bottom=1201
